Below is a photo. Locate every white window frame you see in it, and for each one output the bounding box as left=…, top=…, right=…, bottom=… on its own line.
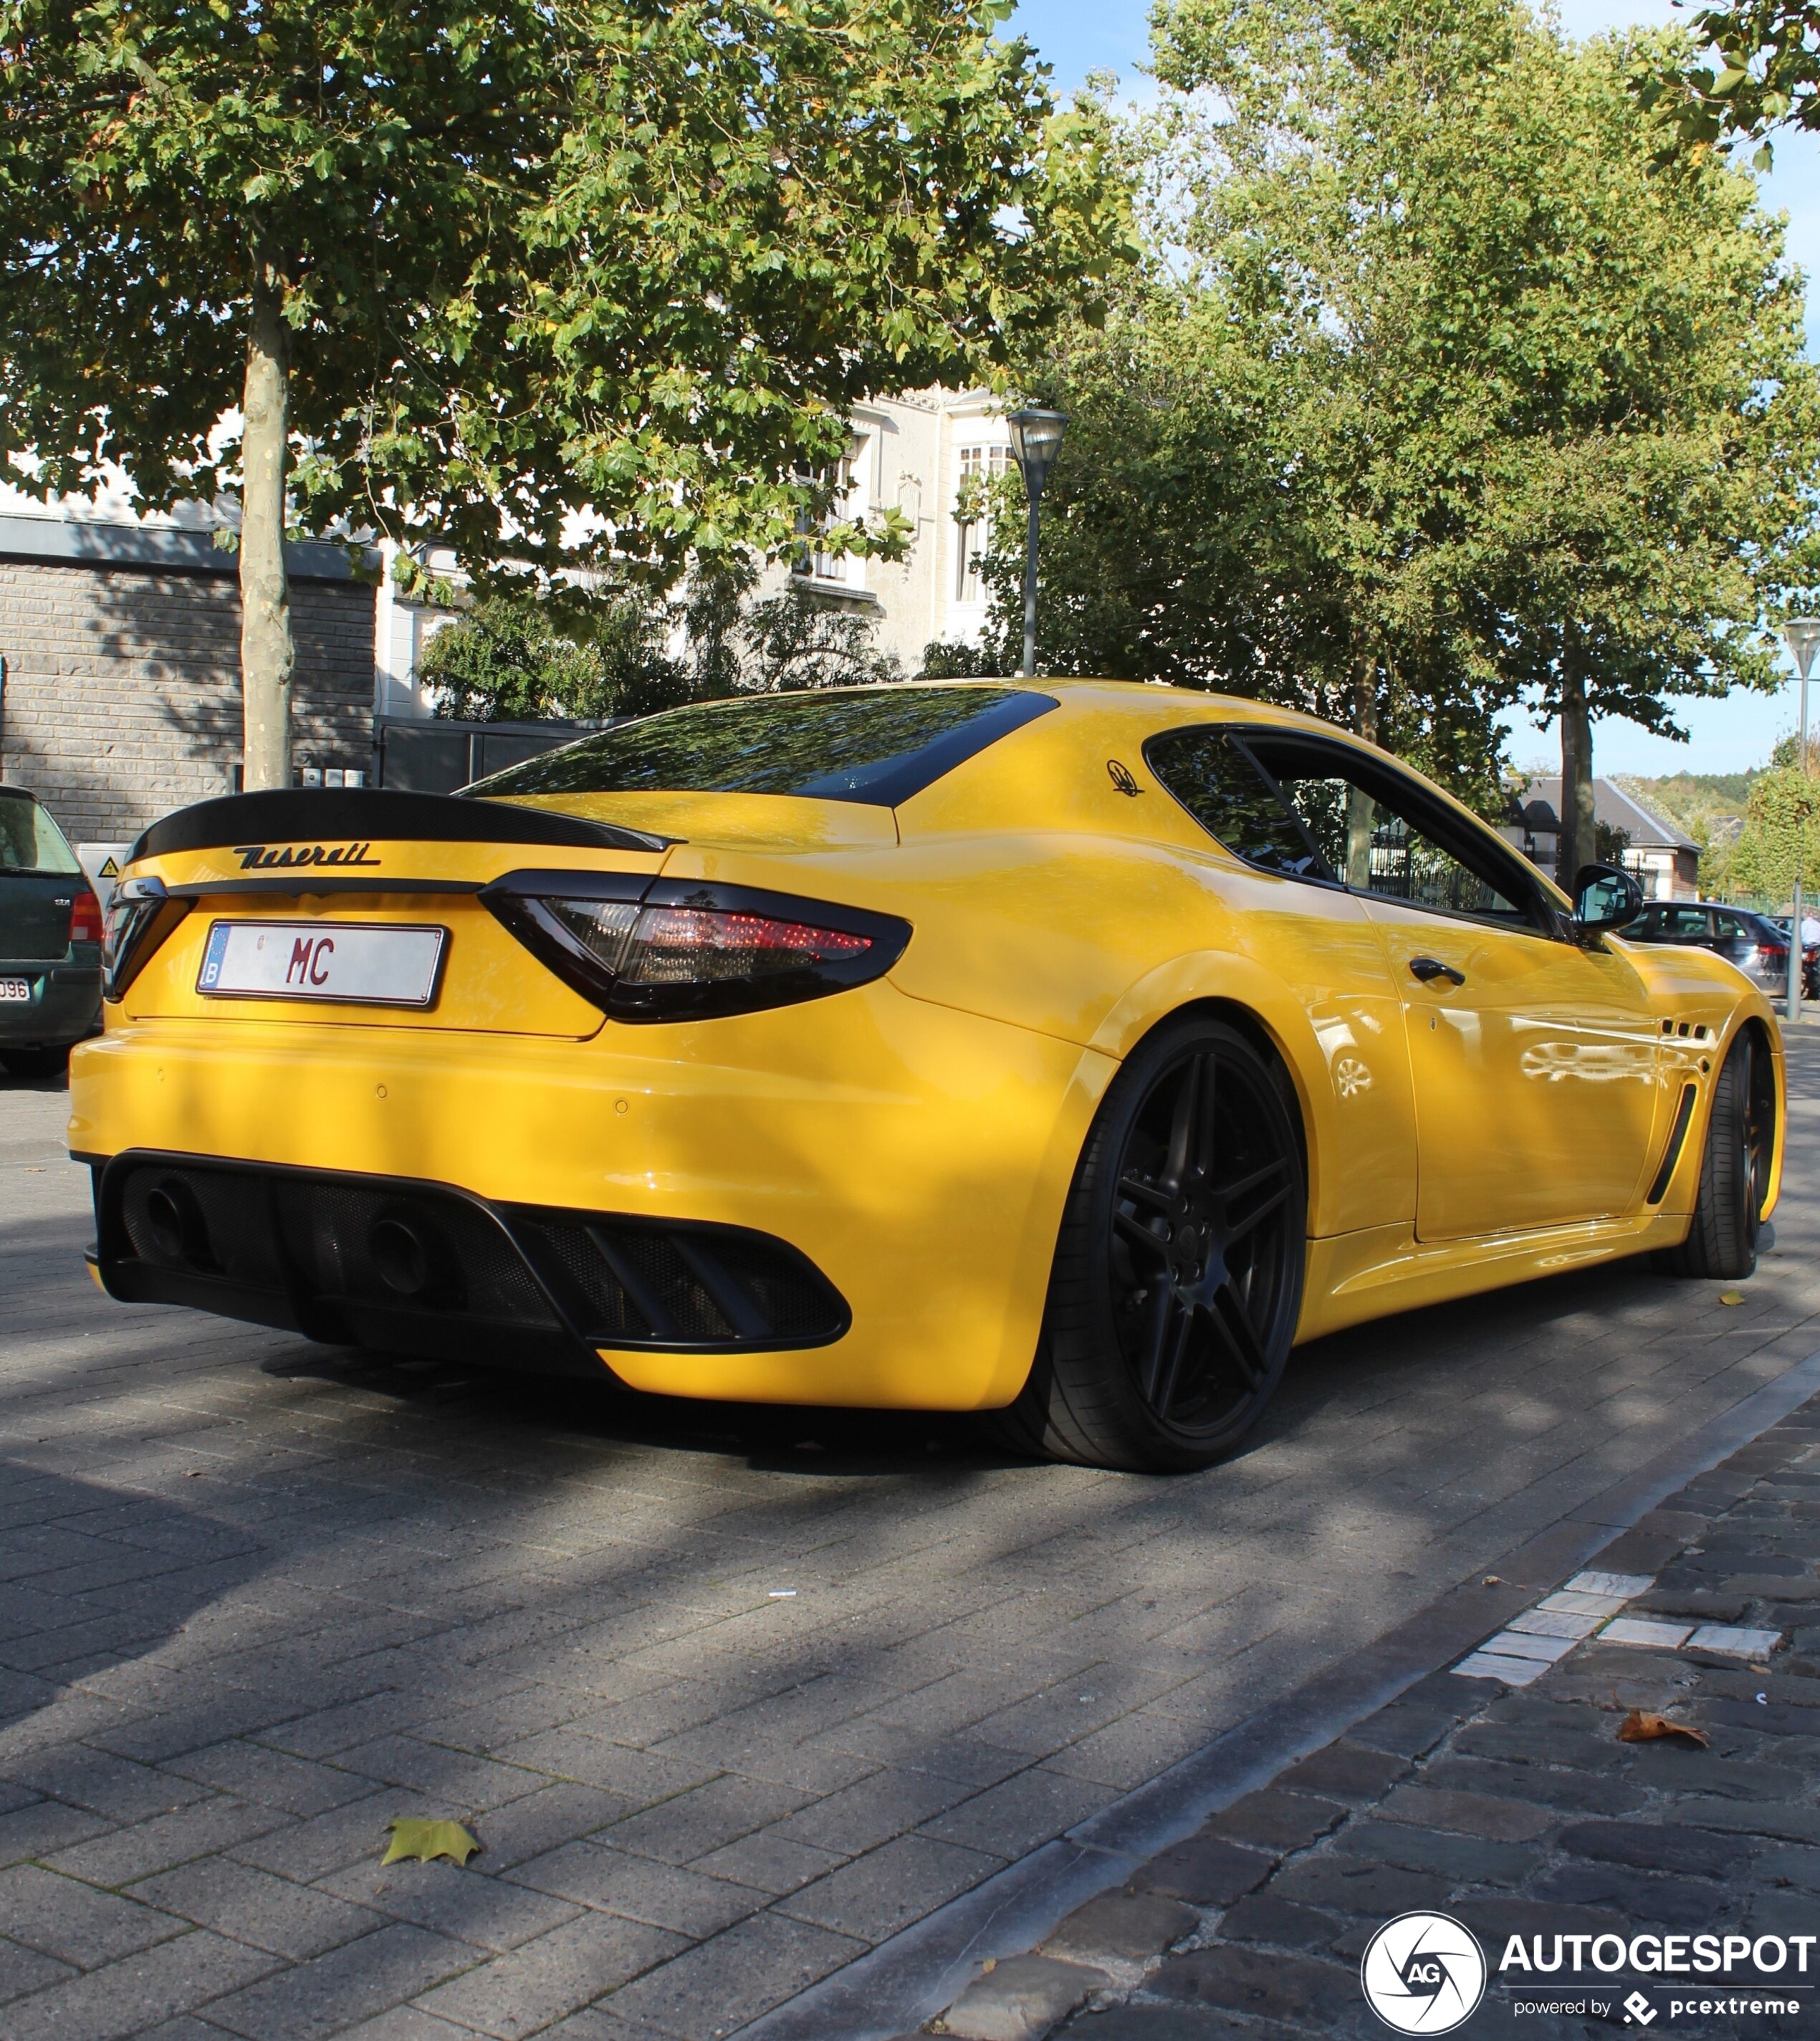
left=953, top=443, right=1010, bottom=602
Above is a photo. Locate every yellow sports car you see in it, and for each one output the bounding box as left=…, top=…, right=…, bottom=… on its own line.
left=72, top=681, right=1781, bottom=1472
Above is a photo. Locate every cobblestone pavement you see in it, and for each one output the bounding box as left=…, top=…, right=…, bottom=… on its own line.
left=3, top=1037, right=1820, bottom=2041
left=1012, top=1390, right=1820, bottom=2040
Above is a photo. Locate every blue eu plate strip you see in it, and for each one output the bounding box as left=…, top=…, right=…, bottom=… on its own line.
left=198, top=923, right=231, bottom=991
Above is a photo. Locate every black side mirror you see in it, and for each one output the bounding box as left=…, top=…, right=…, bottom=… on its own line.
left=1573, top=862, right=1644, bottom=937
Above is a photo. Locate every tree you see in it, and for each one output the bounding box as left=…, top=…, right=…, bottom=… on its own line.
left=418, top=593, right=671, bottom=724
left=419, top=568, right=900, bottom=721
left=1728, top=765, right=1820, bottom=903
left=1635, top=4, right=1820, bottom=155
left=977, top=0, right=1820, bottom=846
left=0, top=0, right=1125, bottom=787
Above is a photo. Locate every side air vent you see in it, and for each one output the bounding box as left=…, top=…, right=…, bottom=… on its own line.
left=1646, top=1084, right=1699, bottom=1206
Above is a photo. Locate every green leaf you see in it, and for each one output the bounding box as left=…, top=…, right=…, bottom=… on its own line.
left=382, top=1820, right=480, bottom=1868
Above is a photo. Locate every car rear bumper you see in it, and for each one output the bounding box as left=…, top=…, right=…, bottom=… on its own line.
left=90, top=1151, right=852, bottom=1382
left=69, top=986, right=1111, bottom=1409
left=0, top=961, right=101, bottom=1047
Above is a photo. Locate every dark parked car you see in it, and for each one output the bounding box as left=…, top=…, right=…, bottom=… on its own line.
left=0, top=787, right=102, bottom=1077
left=1765, top=915, right=1820, bottom=998
left=1625, top=900, right=1799, bottom=994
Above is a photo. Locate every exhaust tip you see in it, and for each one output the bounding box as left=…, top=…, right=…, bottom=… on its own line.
left=369, top=1218, right=431, bottom=1296
left=143, top=1178, right=212, bottom=1269
left=368, top=1215, right=463, bottom=1308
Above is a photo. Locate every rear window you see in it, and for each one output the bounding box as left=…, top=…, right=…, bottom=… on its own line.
left=0, top=792, right=82, bottom=875
left=466, top=686, right=1058, bottom=808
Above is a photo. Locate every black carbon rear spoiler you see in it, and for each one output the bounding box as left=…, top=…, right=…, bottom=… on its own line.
left=128, top=788, right=671, bottom=863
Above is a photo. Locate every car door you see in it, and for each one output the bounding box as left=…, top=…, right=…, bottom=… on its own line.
left=1141, top=725, right=1422, bottom=1236
left=1235, top=733, right=1660, bottom=1242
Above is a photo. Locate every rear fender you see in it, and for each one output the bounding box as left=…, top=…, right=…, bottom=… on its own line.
left=1086, top=950, right=1386, bottom=1242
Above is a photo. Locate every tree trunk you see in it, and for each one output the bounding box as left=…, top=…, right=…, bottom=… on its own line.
left=1558, top=653, right=1595, bottom=900
left=239, top=284, right=294, bottom=793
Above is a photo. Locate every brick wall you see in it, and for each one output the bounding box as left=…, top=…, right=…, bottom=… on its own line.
left=0, top=560, right=375, bottom=842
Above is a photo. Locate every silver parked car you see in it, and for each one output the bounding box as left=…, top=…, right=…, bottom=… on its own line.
left=1624, top=900, right=1795, bottom=993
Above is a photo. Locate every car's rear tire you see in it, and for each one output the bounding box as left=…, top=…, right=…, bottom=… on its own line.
left=0, top=1044, right=70, bottom=1081
left=997, top=1016, right=1307, bottom=1473
left=1667, top=1027, right=1774, bottom=1280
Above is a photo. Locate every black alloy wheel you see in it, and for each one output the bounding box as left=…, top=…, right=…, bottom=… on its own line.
left=1669, top=1025, right=1776, bottom=1281
left=1001, top=1016, right=1307, bottom=1472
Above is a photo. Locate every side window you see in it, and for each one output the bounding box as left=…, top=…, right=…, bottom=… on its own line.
left=1146, top=726, right=1540, bottom=928
left=1712, top=912, right=1752, bottom=942
left=1245, top=736, right=1536, bottom=929
left=1665, top=908, right=1713, bottom=940
left=1144, top=729, right=1333, bottom=881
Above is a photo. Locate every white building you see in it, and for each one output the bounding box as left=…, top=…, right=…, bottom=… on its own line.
left=378, top=388, right=1017, bottom=711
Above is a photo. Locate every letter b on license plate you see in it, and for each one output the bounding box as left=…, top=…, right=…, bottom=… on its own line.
left=197, top=921, right=446, bottom=1007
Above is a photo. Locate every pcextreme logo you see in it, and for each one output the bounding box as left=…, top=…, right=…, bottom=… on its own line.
left=1361, top=1911, right=1488, bottom=2033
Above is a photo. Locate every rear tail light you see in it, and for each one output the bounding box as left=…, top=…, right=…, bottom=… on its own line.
left=481, top=873, right=911, bottom=1021
left=69, top=890, right=103, bottom=946
left=102, top=875, right=193, bottom=1002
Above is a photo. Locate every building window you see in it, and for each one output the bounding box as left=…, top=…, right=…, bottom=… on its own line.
left=954, top=444, right=1010, bottom=600
left=792, top=450, right=861, bottom=585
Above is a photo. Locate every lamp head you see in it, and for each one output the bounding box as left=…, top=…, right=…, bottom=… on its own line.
left=1787, top=618, right=1820, bottom=682
left=1006, top=408, right=1069, bottom=495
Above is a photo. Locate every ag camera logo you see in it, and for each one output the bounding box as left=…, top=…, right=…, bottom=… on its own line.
left=1361, top=1911, right=1488, bottom=2033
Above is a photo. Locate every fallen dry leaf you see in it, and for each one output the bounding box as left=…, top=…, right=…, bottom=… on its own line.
left=1720, top=1290, right=1746, bottom=1305
left=1617, top=1709, right=1708, bottom=1748
left=1483, top=1576, right=1504, bottom=1588
left=381, top=1817, right=479, bottom=1867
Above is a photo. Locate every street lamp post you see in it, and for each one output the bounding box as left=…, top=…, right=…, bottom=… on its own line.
left=1783, top=618, right=1820, bottom=1025
left=1006, top=408, right=1068, bottom=678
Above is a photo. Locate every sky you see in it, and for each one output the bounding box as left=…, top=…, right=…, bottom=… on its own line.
left=1003, top=0, right=1820, bottom=779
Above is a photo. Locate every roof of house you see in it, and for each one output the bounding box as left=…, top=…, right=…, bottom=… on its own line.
left=1520, top=777, right=1699, bottom=854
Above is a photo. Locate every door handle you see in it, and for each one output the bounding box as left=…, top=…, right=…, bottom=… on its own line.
left=1409, top=956, right=1466, bottom=987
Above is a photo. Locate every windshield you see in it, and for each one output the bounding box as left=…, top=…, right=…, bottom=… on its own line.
left=0, top=792, right=83, bottom=875
left=467, top=686, right=1058, bottom=808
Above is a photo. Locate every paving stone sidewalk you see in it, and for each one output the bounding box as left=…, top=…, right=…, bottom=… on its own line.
left=8, top=1044, right=1820, bottom=2041
left=929, top=1393, right=1820, bottom=2039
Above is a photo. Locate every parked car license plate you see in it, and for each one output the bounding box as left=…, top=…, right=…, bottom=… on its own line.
left=0, top=978, right=31, bottom=1002
left=196, top=922, right=447, bottom=1007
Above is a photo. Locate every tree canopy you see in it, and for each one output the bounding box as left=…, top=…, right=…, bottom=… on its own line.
left=0, top=0, right=1126, bottom=782
left=974, top=0, right=1820, bottom=857
left=1637, top=3, right=1820, bottom=154
left=418, top=567, right=901, bottom=723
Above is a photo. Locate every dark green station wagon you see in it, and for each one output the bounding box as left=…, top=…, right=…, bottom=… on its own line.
left=0, top=787, right=102, bottom=1077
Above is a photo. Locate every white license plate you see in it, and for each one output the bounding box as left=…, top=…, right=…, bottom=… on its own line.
left=196, top=922, right=447, bottom=1007
left=0, top=978, right=31, bottom=1002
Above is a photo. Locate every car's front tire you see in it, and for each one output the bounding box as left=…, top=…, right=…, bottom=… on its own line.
left=1000, top=1016, right=1307, bottom=1473
left=1667, top=1027, right=1775, bottom=1281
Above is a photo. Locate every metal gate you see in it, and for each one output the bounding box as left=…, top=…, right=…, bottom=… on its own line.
left=371, top=717, right=597, bottom=794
